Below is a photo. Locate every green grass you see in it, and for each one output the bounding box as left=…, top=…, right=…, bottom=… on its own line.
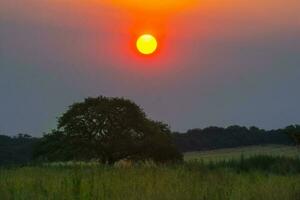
left=1, top=163, right=300, bottom=200
left=1, top=145, right=300, bottom=200
left=184, top=145, right=299, bottom=163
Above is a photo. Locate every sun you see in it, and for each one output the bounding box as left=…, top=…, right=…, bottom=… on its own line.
left=136, top=34, right=158, bottom=55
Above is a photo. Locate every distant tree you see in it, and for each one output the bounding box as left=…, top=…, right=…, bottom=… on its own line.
left=0, top=134, right=38, bottom=166
left=249, top=126, right=265, bottom=134
left=284, top=125, right=300, bottom=147
left=173, top=126, right=293, bottom=152
left=34, top=96, right=182, bottom=164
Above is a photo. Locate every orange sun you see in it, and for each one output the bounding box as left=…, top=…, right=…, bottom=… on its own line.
left=136, top=34, right=158, bottom=55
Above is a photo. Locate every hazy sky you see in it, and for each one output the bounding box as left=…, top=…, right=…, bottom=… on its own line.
left=1, top=0, right=300, bottom=136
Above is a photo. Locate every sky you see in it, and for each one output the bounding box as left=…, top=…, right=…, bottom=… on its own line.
left=1, top=0, right=300, bottom=136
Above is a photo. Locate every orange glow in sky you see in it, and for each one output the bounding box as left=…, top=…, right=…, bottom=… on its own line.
left=7, top=0, right=298, bottom=74
left=103, top=0, right=197, bottom=12
left=100, top=0, right=199, bottom=60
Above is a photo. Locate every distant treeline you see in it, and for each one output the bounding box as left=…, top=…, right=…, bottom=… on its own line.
left=0, top=134, right=39, bottom=166
left=0, top=126, right=297, bottom=165
left=174, top=126, right=294, bottom=152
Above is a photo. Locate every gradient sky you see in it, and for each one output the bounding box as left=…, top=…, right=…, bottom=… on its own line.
left=1, top=0, right=300, bottom=136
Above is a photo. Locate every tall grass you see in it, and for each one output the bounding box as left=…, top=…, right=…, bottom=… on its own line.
left=0, top=156, right=300, bottom=200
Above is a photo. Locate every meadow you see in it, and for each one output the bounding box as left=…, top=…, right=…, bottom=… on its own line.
left=1, top=145, right=300, bottom=200
left=184, top=145, right=299, bottom=162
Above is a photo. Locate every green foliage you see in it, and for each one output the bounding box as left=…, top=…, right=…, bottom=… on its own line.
left=0, top=134, right=38, bottom=166
left=174, top=125, right=294, bottom=152
left=1, top=124, right=299, bottom=166
left=34, top=96, right=182, bottom=164
left=33, top=130, right=74, bottom=162
left=284, top=125, right=300, bottom=146
left=1, top=156, right=300, bottom=200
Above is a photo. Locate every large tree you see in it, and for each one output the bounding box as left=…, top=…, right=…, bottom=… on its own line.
left=34, top=96, right=182, bottom=164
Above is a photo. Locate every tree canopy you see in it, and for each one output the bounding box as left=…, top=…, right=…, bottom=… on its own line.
left=284, top=125, right=300, bottom=147
left=174, top=126, right=293, bottom=152
left=34, top=96, right=182, bottom=164
left=0, top=134, right=38, bottom=166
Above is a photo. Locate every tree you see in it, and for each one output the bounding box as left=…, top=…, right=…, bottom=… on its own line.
left=34, top=96, right=182, bottom=164
left=33, top=130, right=74, bottom=162
left=0, top=134, right=39, bottom=166
left=284, top=125, right=300, bottom=147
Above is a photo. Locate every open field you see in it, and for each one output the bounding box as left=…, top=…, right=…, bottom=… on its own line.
left=1, top=145, right=300, bottom=200
left=1, top=161, right=300, bottom=200
left=184, top=145, right=299, bottom=162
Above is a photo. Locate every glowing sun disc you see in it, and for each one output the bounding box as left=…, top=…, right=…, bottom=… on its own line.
left=136, top=34, right=158, bottom=55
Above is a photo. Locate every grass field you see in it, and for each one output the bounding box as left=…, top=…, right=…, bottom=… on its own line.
left=1, top=145, right=300, bottom=200
left=184, top=145, right=299, bottom=162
